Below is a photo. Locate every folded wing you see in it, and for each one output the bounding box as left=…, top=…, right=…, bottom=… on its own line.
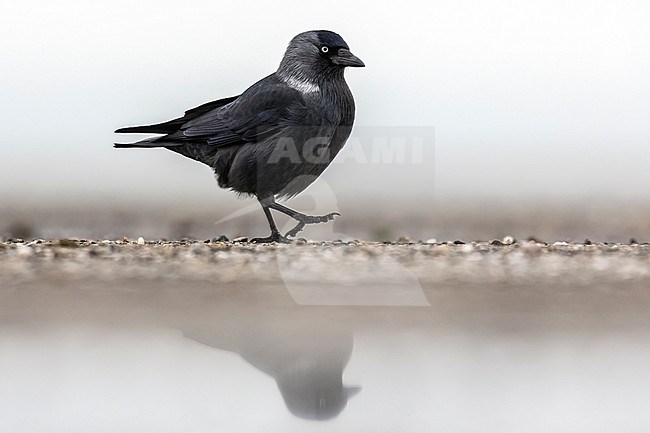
left=115, top=75, right=309, bottom=149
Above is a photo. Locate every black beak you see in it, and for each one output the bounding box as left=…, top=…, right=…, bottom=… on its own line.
left=332, top=48, right=365, bottom=67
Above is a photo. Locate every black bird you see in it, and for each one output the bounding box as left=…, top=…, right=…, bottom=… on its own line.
left=115, top=30, right=364, bottom=242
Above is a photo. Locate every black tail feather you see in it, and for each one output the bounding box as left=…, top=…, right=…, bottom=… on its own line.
left=114, top=95, right=239, bottom=135
left=114, top=136, right=167, bottom=148
left=114, top=125, right=170, bottom=134
left=114, top=137, right=184, bottom=148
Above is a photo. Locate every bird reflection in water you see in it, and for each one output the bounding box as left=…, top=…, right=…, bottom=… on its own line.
left=175, top=289, right=361, bottom=420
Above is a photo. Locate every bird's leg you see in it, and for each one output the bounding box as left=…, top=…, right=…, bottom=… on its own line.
left=269, top=202, right=340, bottom=238
left=251, top=196, right=291, bottom=244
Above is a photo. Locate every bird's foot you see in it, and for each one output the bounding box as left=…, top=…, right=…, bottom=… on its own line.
left=285, top=221, right=306, bottom=238
left=251, top=231, right=292, bottom=244
left=284, top=212, right=340, bottom=238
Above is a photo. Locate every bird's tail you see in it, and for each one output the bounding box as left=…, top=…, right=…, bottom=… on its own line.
left=114, top=142, right=151, bottom=148
left=113, top=95, right=240, bottom=148
left=115, top=124, right=174, bottom=134
left=113, top=136, right=170, bottom=149
left=114, top=95, right=239, bottom=136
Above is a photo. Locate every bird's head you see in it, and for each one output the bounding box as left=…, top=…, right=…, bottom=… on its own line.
left=278, top=30, right=364, bottom=82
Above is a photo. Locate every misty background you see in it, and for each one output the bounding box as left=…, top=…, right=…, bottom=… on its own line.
left=1, top=0, right=649, bottom=241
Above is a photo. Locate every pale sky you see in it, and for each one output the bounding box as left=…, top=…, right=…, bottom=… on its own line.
left=1, top=0, right=649, bottom=206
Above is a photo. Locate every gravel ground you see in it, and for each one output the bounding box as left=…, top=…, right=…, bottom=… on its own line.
left=2, top=237, right=649, bottom=288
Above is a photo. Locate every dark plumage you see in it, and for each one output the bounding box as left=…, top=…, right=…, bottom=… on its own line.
left=115, top=30, right=364, bottom=242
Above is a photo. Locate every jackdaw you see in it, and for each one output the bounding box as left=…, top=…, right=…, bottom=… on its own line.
left=115, top=30, right=364, bottom=242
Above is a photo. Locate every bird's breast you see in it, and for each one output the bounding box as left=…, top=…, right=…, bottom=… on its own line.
left=310, top=81, right=355, bottom=127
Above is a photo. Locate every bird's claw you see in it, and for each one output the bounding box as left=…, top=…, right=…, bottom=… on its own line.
left=285, top=221, right=306, bottom=238
left=304, top=212, right=340, bottom=224
left=251, top=232, right=291, bottom=244
left=284, top=212, right=341, bottom=238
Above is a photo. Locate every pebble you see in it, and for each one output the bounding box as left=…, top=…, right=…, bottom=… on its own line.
left=460, top=244, right=474, bottom=253
left=137, top=237, right=146, bottom=245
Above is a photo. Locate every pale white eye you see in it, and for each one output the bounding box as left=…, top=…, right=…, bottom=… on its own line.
left=321, top=46, right=329, bottom=53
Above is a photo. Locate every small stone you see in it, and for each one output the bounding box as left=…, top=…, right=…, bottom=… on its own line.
left=425, top=238, right=437, bottom=244
left=397, top=236, right=411, bottom=244
left=233, top=236, right=248, bottom=243
left=460, top=244, right=474, bottom=253
left=553, top=241, right=569, bottom=247
left=630, top=238, right=638, bottom=245
left=521, top=240, right=542, bottom=252
left=137, top=237, right=145, bottom=245
left=214, top=235, right=230, bottom=242
left=502, top=235, right=514, bottom=245
left=584, top=239, right=592, bottom=245
left=453, top=240, right=465, bottom=245
left=490, top=239, right=504, bottom=246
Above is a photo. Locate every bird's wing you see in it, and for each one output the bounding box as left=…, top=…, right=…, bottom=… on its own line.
left=176, top=75, right=309, bottom=147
